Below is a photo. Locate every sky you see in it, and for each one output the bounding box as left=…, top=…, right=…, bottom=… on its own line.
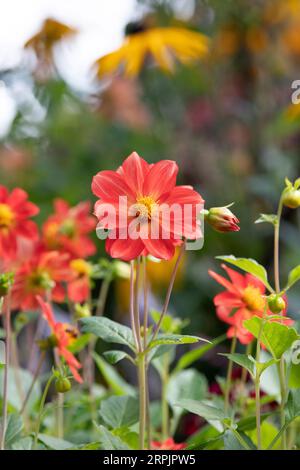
left=0, top=0, right=195, bottom=137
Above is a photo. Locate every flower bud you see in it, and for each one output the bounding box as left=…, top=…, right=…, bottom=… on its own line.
left=282, top=178, right=300, bottom=209
left=0, top=273, right=14, bottom=296
left=74, top=303, right=91, bottom=319
left=268, top=294, right=286, bottom=314
left=205, top=206, right=240, bottom=233
left=55, top=377, right=71, bottom=393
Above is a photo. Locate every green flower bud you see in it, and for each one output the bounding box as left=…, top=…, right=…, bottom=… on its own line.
left=268, top=294, right=286, bottom=314
left=74, top=303, right=91, bottom=319
left=55, top=377, right=71, bottom=393
left=282, top=178, right=300, bottom=209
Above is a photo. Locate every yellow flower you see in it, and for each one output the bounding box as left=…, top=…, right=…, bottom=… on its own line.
left=24, top=18, right=77, bottom=62
left=94, top=27, right=209, bottom=78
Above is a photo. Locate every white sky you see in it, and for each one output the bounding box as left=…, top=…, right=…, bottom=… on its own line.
left=0, top=0, right=195, bottom=137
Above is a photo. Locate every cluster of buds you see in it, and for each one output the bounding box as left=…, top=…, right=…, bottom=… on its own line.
left=282, top=178, right=300, bottom=209
left=203, top=205, right=240, bottom=233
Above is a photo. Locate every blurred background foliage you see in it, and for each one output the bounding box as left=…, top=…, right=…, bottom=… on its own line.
left=1, top=0, right=300, bottom=352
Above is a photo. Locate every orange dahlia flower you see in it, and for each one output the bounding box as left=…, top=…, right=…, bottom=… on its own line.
left=92, top=152, right=203, bottom=261
left=0, top=186, right=39, bottom=260
left=209, top=264, right=291, bottom=344
left=11, top=246, right=71, bottom=310
left=42, top=199, right=96, bottom=259
left=36, top=296, right=82, bottom=383
left=67, top=258, right=92, bottom=303
left=151, top=438, right=186, bottom=450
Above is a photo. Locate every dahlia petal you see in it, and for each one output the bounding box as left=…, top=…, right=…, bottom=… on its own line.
left=161, top=185, right=204, bottom=205
left=142, top=237, right=175, bottom=260
left=54, top=199, right=69, bottom=215
left=105, top=237, right=144, bottom=261
left=117, top=152, right=150, bottom=195
left=0, top=185, right=8, bottom=202
left=143, top=160, right=178, bottom=199
left=245, top=273, right=265, bottom=293
left=208, top=269, right=239, bottom=294
left=92, top=170, right=134, bottom=201
left=36, top=296, right=56, bottom=330
left=221, top=264, right=247, bottom=289
left=213, top=291, right=244, bottom=307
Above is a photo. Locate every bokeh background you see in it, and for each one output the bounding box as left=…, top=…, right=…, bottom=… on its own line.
left=1, top=0, right=300, bottom=375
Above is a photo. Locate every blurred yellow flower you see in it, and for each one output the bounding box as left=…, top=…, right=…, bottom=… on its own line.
left=94, top=27, right=209, bottom=78
left=284, top=103, right=300, bottom=121
left=24, top=18, right=77, bottom=64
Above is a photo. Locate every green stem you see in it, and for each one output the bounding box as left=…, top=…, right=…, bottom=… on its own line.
left=151, top=242, right=185, bottom=344
left=230, top=427, right=252, bottom=450
left=273, top=196, right=287, bottom=450
left=142, top=256, right=151, bottom=449
left=161, top=353, right=170, bottom=440
left=224, top=332, right=237, bottom=414
left=138, top=355, right=147, bottom=450
left=33, top=374, right=55, bottom=449
left=96, top=277, right=111, bottom=316
left=254, top=309, right=266, bottom=450
left=20, top=351, right=45, bottom=415
left=57, top=393, right=64, bottom=439
left=0, top=294, right=11, bottom=451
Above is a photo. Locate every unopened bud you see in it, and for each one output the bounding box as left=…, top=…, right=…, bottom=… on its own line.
left=204, top=206, right=240, bottom=233
left=74, top=303, right=91, bottom=319
left=268, top=294, right=286, bottom=314
left=55, top=377, right=71, bottom=393
left=282, top=178, right=300, bottom=209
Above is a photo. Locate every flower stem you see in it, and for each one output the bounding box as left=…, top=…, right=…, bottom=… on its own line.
left=57, top=393, right=64, bottom=439
left=33, top=373, right=55, bottom=449
left=161, top=353, right=170, bottom=440
left=0, top=294, right=11, bottom=451
left=20, top=351, right=46, bottom=415
left=142, top=256, right=151, bottom=449
left=96, top=277, right=111, bottom=316
left=224, top=332, right=237, bottom=414
left=138, top=354, right=147, bottom=450
left=273, top=196, right=287, bottom=450
left=150, top=242, right=185, bottom=344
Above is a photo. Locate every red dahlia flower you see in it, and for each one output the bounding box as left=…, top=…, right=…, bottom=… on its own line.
left=151, top=438, right=186, bottom=450
left=11, top=246, right=71, bottom=310
left=209, top=264, right=291, bottom=344
left=42, top=199, right=96, bottom=258
left=67, top=258, right=91, bottom=303
left=92, top=152, right=204, bottom=261
left=0, top=186, right=39, bottom=260
left=36, top=296, right=83, bottom=383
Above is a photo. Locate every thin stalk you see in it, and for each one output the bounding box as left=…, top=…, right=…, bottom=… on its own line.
left=20, top=351, right=46, bottom=415
left=161, top=353, right=170, bottom=440
left=96, top=278, right=111, bottom=316
left=33, top=373, right=55, bottom=449
left=142, top=256, right=150, bottom=449
left=151, top=242, right=185, bottom=344
left=0, top=294, right=11, bottom=451
left=138, top=355, right=147, bottom=450
left=57, top=393, right=64, bottom=439
left=254, top=312, right=265, bottom=450
left=273, top=196, right=287, bottom=450
left=224, top=332, right=237, bottom=414
left=130, top=261, right=141, bottom=352
left=134, top=257, right=142, bottom=351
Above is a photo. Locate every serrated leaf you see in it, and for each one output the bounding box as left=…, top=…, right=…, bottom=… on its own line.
left=100, top=395, right=139, bottom=428
left=80, top=317, right=135, bottom=351
left=216, top=256, right=273, bottom=292
left=174, top=399, right=226, bottom=421
left=93, top=353, right=135, bottom=396
left=96, top=425, right=130, bottom=450
left=255, top=214, right=278, bottom=226
left=148, top=334, right=208, bottom=351
left=243, top=316, right=299, bottom=359
left=285, top=265, right=300, bottom=291
left=103, top=350, right=131, bottom=365
left=220, top=353, right=255, bottom=377
left=174, top=334, right=227, bottom=373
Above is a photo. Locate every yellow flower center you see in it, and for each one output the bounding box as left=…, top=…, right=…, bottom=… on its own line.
left=70, top=258, right=92, bottom=277
left=242, top=285, right=265, bottom=311
left=59, top=219, right=76, bottom=238
left=27, top=269, right=54, bottom=291
left=134, top=196, right=158, bottom=221
left=0, top=203, right=15, bottom=229
left=44, top=222, right=60, bottom=248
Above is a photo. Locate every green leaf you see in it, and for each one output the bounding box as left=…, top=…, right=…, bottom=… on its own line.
left=223, top=430, right=254, bottom=450
left=167, top=369, right=208, bottom=411
left=68, top=333, right=91, bottom=353
left=288, top=363, right=300, bottom=388
left=70, top=442, right=101, bottom=450
left=174, top=334, right=227, bottom=373
left=247, top=422, right=281, bottom=450
left=216, top=256, right=273, bottom=292
left=150, top=310, right=187, bottom=334
left=37, top=434, right=74, bottom=450
left=113, top=428, right=139, bottom=450
left=255, top=358, right=279, bottom=376
left=285, top=265, right=300, bottom=291
left=103, top=350, right=132, bottom=365
left=148, top=334, right=208, bottom=351
left=286, top=389, right=300, bottom=422
left=80, top=317, right=135, bottom=350
left=174, top=399, right=226, bottom=422
left=96, top=425, right=130, bottom=450
left=237, top=413, right=273, bottom=432
left=255, top=214, right=278, bottom=226
left=93, top=353, right=135, bottom=396
left=3, top=414, right=23, bottom=447
left=100, top=395, right=139, bottom=428
left=243, top=316, right=299, bottom=359
left=11, top=437, right=33, bottom=450
left=0, top=367, right=41, bottom=411
left=220, top=353, right=255, bottom=377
